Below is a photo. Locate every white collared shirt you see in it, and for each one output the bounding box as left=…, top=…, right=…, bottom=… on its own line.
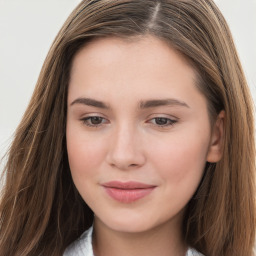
left=63, top=226, right=204, bottom=256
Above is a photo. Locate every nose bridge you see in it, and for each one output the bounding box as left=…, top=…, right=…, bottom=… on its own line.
left=107, top=121, right=145, bottom=169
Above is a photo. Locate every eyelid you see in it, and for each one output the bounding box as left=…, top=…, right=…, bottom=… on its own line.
left=78, top=113, right=179, bottom=128
left=146, top=114, right=178, bottom=128
left=79, top=114, right=109, bottom=127
left=146, top=113, right=178, bottom=121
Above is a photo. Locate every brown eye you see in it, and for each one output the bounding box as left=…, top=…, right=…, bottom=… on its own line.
left=155, top=118, right=169, bottom=125
left=90, top=116, right=103, bottom=125
left=80, top=116, right=107, bottom=127
left=149, top=117, right=177, bottom=127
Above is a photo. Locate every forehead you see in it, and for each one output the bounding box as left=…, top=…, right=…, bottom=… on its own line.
left=68, top=35, right=207, bottom=112
left=70, top=35, right=194, bottom=76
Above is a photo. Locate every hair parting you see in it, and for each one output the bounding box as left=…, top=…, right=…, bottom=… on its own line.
left=0, top=1, right=255, bottom=255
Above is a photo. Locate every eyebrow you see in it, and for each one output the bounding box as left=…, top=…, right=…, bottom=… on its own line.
left=70, top=97, right=190, bottom=109
left=139, top=99, right=189, bottom=109
left=70, top=97, right=110, bottom=109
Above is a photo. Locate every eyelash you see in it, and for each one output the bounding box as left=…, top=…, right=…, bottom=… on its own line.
left=80, top=116, right=177, bottom=128
left=148, top=117, right=177, bottom=127
left=80, top=116, right=108, bottom=127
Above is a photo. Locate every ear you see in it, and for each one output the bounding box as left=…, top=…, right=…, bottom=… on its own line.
left=206, top=110, right=225, bottom=163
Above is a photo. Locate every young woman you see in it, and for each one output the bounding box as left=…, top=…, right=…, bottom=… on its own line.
left=0, top=0, right=255, bottom=256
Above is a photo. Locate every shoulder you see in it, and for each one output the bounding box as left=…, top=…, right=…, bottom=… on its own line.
left=63, top=227, right=94, bottom=256
left=186, top=248, right=205, bottom=256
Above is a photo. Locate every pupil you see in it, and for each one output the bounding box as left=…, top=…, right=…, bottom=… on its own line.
left=156, top=118, right=167, bottom=125
left=91, top=117, right=102, bottom=124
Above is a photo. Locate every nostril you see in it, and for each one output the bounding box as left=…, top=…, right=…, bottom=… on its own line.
left=106, top=134, right=146, bottom=170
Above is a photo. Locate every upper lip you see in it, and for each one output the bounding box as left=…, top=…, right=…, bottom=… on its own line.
left=102, top=181, right=156, bottom=189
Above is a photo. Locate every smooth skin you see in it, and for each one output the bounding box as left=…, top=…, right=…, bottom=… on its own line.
left=66, top=35, right=224, bottom=256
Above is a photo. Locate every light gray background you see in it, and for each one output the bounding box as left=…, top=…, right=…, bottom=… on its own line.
left=0, top=0, right=256, bottom=163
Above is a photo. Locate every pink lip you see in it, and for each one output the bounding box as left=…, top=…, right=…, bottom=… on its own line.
left=102, top=181, right=156, bottom=203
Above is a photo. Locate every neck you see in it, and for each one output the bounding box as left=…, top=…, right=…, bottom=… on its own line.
left=92, top=216, right=187, bottom=256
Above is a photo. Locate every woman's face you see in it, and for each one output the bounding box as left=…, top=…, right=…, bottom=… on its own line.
left=66, top=36, right=223, bottom=233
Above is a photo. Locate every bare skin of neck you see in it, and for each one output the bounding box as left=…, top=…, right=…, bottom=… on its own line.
left=92, top=215, right=188, bottom=256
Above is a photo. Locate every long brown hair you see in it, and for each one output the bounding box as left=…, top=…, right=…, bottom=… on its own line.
left=0, top=0, right=255, bottom=255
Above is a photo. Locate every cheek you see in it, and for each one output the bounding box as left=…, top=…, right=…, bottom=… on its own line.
left=66, top=130, right=109, bottom=205
left=144, top=132, right=210, bottom=216
left=148, top=129, right=210, bottom=186
left=66, top=126, right=106, bottom=181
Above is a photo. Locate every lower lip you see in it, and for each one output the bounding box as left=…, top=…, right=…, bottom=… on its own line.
left=103, top=187, right=155, bottom=203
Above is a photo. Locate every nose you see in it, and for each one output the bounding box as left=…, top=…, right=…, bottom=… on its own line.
left=106, top=125, right=146, bottom=170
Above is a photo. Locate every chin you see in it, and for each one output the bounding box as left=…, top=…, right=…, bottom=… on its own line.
left=107, top=220, right=153, bottom=233
left=96, top=210, right=164, bottom=234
